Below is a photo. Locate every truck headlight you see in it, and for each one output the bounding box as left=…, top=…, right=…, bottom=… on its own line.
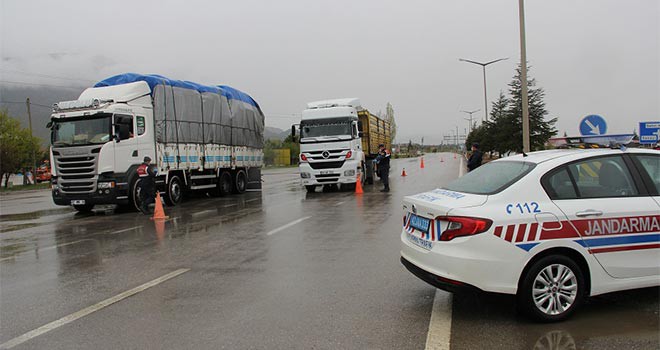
left=344, top=170, right=356, bottom=176
left=97, top=181, right=115, bottom=189
left=300, top=172, right=311, bottom=179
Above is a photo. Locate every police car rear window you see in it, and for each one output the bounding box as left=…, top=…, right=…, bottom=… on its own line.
left=443, top=161, right=536, bottom=195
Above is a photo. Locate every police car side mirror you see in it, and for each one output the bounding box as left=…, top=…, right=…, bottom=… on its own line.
left=46, top=121, right=53, bottom=128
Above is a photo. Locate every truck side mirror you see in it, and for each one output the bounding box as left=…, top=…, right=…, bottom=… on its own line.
left=357, top=121, right=363, bottom=131
left=113, top=133, right=121, bottom=143
left=358, top=132, right=364, bottom=138
left=291, top=125, right=296, bottom=138
left=46, top=121, right=53, bottom=128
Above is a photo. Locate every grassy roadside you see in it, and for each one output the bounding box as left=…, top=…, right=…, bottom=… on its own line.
left=0, top=182, right=51, bottom=193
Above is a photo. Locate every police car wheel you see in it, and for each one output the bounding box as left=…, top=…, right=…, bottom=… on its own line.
left=518, top=255, right=584, bottom=322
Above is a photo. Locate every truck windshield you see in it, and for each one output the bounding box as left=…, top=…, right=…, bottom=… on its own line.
left=51, top=114, right=112, bottom=147
left=300, top=118, right=352, bottom=141
left=442, top=161, right=536, bottom=195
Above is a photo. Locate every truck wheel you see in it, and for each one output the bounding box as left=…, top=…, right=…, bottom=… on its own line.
left=234, top=170, right=247, bottom=194
left=164, top=175, right=184, bottom=206
left=73, top=204, right=94, bottom=213
left=219, top=172, right=233, bottom=195
left=131, top=178, right=143, bottom=211
left=517, top=255, right=585, bottom=322
left=305, top=185, right=316, bottom=193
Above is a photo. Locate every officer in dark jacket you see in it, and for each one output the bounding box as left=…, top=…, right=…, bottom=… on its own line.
left=467, top=143, right=483, bottom=172
left=376, top=144, right=391, bottom=192
left=137, top=156, right=157, bottom=214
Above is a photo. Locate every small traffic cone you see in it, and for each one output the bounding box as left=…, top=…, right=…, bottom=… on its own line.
left=154, top=219, right=165, bottom=241
left=401, top=168, right=407, bottom=176
left=355, top=173, right=364, bottom=195
left=420, top=157, right=425, bottom=169
left=150, top=192, right=169, bottom=220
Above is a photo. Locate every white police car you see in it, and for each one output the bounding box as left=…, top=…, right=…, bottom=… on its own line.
left=400, top=148, right=659, bottom=321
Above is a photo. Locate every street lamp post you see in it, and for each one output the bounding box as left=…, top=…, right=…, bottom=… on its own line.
left=459, top=57, right=508, bottom=122
left=518, top=0, right=531, bottom=153
left=461, top=109, right=480, bottom=132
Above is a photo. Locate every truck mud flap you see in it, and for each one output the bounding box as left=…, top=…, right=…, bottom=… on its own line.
left=247, top=168, right=262, bottom=190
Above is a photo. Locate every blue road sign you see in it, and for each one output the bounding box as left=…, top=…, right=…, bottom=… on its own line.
left=579, top=115, right=607, bottom=136
left=639, top=121, right=660, bottom=145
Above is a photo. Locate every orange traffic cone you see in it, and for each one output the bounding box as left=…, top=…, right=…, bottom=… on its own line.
left=150, top=192, right=169, bottom=220
left=401, top=168, right=407, bottom=176
left=355, top=173, right=364, bottom=195
left=154, top=219, right=165, bottom=241
left=420, top=157, right=425, bottom=169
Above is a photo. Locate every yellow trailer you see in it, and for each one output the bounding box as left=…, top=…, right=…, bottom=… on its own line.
left=358, top=110, right=392, bottom=184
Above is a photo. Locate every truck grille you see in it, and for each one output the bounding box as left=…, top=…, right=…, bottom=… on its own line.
left=54, top=150, right=99, bottom=193
left=309, top=160, right=345, bottom=170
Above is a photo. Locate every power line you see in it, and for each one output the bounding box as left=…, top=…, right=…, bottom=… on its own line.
left=0, top=80, right=83, bottom=90
left=0, top=100, right=53, bottom=109
left=0, top=68, right=96, bottom=84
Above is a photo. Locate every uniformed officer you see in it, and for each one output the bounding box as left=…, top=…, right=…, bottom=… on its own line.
left=376, top=144, right=391, bottom=192
left=137, top=156, right=157, bottom=214
left=467, top=143, right=483, bottom=172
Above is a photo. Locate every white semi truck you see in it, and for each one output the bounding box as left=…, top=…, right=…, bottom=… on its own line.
left=293, top=98, right=391, bottom=192
left=49, top=73, right=264, bottom=212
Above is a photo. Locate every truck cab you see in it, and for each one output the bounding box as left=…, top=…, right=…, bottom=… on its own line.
left=296, top=98, right=371, bottom=192
left=49, top=82, right=156, bottom=212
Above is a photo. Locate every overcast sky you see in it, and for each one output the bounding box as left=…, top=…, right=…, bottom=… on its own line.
left=1, top=0, right=658, bottom=144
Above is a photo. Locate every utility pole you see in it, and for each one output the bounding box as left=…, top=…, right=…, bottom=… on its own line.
left=26, top=98, right=36, bottom=185
left=461, top=109, right=480, bottom=132
left=519, top=0, right=531, bottom=153
left=459, top=58, right=508, bottom=122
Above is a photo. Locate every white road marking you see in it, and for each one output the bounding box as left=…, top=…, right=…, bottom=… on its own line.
left=458, top=156, right=466, bottom=177
left=108, top=226, right=141, bottom=235
left=266, top=216, right=312, bottom=236
left=425, top=289, right=453, bottom=350
left=191, top=209, right=217, bottom=217
left=333, top=201, right=346, bottom=207
left=245, top=198, right=260, bottom=203
left=222, top=204, right=237, bottom=208
left=40, top=239, right=92, bottom=251
left=0, top=268, right=190, bottom=350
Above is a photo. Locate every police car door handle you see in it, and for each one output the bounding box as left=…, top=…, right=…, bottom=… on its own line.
left=576, top=210, right=603, bottom=217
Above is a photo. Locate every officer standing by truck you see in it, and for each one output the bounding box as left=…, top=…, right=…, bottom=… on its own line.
left=376, top=144, right=391, bottom=192
left=137, top=156, right=157, bottom=214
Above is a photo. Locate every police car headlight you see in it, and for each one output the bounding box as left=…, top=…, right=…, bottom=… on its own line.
left=344, top=170, right=356, bottom=176
left=97, top=181, right=115, bottom=189
left=300, top=172, right=311, bottom=179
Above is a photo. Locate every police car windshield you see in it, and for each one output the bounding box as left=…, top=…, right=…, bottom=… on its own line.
left=443, top=161, right=536, bottom=195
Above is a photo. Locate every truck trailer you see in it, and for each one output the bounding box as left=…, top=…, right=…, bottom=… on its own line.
left=293, top=98, right=391, bottom=192
left=49, top=73, right=264, bottom=212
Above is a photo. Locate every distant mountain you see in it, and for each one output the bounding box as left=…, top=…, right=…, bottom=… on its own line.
left=1, top=85, right=84, bottom=147
left=264, top=126, right=290, bottom=141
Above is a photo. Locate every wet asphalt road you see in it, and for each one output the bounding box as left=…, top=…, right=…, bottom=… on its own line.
left=1, top=153, right=658, bottom=350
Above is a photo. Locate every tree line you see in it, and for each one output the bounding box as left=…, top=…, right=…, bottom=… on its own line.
left=465, top=63, right=558, bottom=157
left=0, top=110, right=43, bottom=187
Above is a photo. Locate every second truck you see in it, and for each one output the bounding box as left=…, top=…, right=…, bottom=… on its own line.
left=293, top=98, right=391, bottom=192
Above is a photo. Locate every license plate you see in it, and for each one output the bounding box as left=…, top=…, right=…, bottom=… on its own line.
left=409, top=214, right=430, bottom=233
left=407, top=232, right=433, bottom=250
left=320, top=170, right=333, bottom=175
left=71, top=200, right=86, bottom=205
